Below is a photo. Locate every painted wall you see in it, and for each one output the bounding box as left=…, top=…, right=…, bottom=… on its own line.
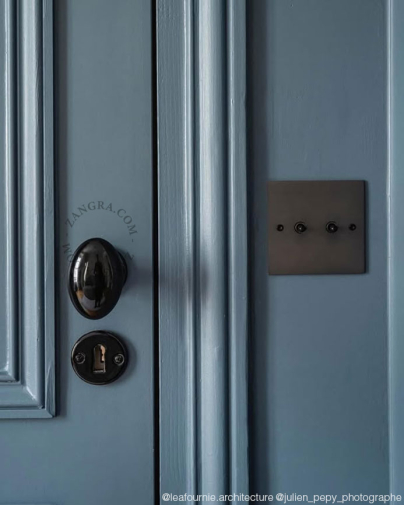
left=248, top=0, right=389, bottom=495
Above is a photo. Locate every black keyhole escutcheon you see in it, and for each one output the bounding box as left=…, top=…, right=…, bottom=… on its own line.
left=71, top=331, right=128, bottom=385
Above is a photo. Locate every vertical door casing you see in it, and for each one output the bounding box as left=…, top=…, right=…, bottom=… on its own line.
left=389, top=0, right=404, bottom=495
left=157, top=0, right=249, bottom=500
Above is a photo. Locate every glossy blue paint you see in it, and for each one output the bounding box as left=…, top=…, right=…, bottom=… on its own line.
left=0, top=0, right=154, bottom=503
left=249, top=0, right=389, bottom=495
left=197, top=1, right=230, bottom=496
left=0, top=0, right=18, bottom=383
left=158, top=0, right=249, bottom=501
left=227, top=0, right=249, bottom=496
left=157, top=1, right=198, bottom=500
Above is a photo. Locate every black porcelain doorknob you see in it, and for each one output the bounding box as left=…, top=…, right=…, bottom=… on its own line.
left=68, top=238, right=128, bottom=319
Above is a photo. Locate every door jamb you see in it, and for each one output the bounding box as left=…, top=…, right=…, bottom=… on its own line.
left=157, top=0, right=249, bottom=499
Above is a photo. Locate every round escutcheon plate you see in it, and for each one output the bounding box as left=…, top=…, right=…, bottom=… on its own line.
left=71, top=331, right=128, bottom=385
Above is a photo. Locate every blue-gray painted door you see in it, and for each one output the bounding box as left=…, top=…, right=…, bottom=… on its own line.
left=0, top=0, right=155, bottom=504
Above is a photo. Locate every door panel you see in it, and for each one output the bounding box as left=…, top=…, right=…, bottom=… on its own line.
left=0, top=0, right=54, bottom=416
left=0, top=0, right=155, bottom=503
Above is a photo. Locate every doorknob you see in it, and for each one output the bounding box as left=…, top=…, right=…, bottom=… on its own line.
left=68, top=238, right=128, bottom=319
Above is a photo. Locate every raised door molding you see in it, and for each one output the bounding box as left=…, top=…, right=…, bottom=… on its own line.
left=0, top=0, right=55, bottom=418
left=157, top=0, right=248, bottom=499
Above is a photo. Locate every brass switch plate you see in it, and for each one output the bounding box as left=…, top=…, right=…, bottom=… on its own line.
left=267, top=181, right=366, bottom=275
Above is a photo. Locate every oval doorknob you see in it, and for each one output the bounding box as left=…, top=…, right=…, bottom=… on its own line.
left=68, top=238, right=128, bottom=319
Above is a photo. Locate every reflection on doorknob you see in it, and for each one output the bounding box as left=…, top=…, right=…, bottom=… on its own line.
left=68, top=238, right=128, bottom=319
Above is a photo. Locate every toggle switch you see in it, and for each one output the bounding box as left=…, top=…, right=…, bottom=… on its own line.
left=267, top=180, right=366, bottom=275
left=325, top=221, right=339, bottom=234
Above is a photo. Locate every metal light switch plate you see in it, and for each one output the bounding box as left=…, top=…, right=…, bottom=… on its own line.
left=267, top=181, right=366, bottom=275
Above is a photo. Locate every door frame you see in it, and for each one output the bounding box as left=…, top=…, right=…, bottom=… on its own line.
left=157, top=0, right=249, bottom=499
left=389, top=0, right=404, bottom=496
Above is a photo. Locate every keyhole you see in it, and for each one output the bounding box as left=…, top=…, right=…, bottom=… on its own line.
left=93, top=344, right=106, bottom=374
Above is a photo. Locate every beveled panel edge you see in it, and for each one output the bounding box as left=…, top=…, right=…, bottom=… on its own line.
left=42, top=0, right=56, bottom=418
left=0, top=0, right=19, bottom=383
